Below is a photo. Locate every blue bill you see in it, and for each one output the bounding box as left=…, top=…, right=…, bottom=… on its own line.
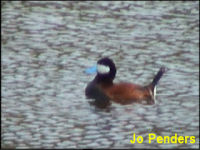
left=85, top=65, right=97, bottom=74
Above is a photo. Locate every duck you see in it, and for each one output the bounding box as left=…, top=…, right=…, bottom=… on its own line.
left=85, top=57, right=165, bottom=108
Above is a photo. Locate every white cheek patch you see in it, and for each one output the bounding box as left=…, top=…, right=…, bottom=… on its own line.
left=97, top=64, right=110, bottom=74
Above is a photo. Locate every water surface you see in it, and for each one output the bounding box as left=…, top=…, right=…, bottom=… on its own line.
left=2, top=1, right=199, bottom=149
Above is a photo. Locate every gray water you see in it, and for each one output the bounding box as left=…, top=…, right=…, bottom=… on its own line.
left=1, top=1, right=199, bottom=149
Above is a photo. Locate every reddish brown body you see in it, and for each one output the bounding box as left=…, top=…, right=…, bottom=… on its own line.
left=99, top=82, right=154, bottom=105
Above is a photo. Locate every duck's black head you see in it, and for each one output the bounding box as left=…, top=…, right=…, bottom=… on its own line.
left=95, top=57, right=116, bottom=83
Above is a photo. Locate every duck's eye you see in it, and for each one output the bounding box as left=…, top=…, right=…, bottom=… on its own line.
left=97, top=64, right=110, bottom=74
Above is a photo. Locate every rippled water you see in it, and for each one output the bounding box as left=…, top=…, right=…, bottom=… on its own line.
left=2, top=1, right=199, bottom=149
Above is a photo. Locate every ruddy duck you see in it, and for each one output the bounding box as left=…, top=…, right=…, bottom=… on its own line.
left=85, top=57, right=165, bottom=107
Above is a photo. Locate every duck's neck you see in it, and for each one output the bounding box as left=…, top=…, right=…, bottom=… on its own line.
left=94, top=76, right=113, bottom=85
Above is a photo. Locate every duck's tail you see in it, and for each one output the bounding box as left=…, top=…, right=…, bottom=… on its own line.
left=151, top=67, right=166, bottom=88
left=146, top=67, right=166, bottom=103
